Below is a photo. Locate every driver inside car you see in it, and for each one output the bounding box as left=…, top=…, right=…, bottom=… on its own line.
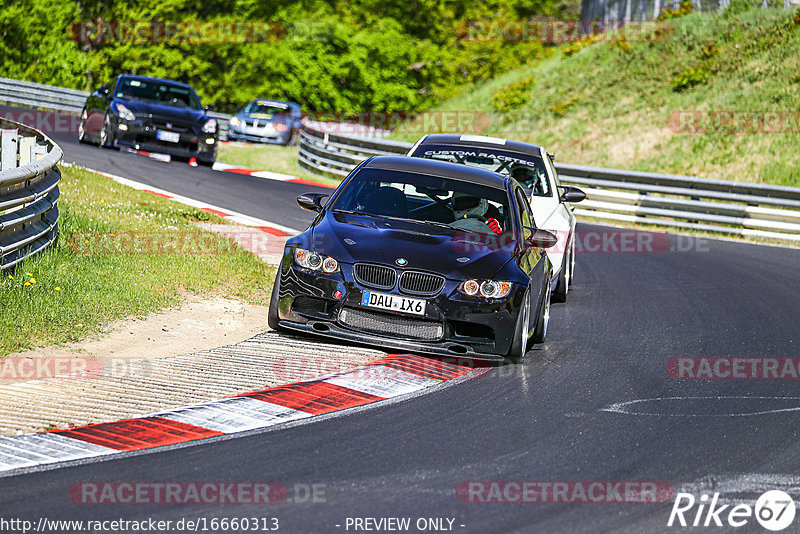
left=450, top=192, right=503, bottom=235
left=510, top=164, right=548, bottom=196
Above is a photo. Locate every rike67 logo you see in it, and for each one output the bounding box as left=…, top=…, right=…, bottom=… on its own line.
left=668, top=490, right=796, bottom=531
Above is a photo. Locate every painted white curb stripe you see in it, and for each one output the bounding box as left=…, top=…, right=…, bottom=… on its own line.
left=324, top=366, right=439, bottom=398
left=0, top=434, right=115, bottom=469
left=159, top=397, right=309, bottom=434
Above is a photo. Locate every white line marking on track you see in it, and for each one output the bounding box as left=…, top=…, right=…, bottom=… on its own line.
left=601, top=396, right=800, bottom=417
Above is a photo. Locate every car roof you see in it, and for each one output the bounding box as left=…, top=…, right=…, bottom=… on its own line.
left=414, top=134, right=543, bottom=157
left=361, top=155, right=510, bottom=189
left=117, top=74, right=194, bottom=90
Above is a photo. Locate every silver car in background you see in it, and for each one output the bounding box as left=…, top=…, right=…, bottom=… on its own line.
left=227, top=99, right=301, bottom=145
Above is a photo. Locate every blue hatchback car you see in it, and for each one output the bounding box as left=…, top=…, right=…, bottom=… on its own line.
left=227, top=99, right=301, bottom=145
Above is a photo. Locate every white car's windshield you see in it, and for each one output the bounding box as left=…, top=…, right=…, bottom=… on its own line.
left=415, top=145, right=551, bottom=197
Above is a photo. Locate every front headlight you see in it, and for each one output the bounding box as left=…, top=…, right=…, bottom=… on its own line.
left=459, top=279, right=512, bottom=298
left=229, top=116, right=241, bottom=127
left=116, top=103, right=136, bottom=121
left=294, top=248, right=340, bottom=273
left=202, top=118, right=217, bottom=134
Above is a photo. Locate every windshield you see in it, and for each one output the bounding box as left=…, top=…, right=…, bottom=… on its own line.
left=414, top=145, right=552, bottom=197
left=243, top=101, right=290, bottom=115
left=116, top=79, right=202, bottom=109
left=330, top=168, right=511, bottom=236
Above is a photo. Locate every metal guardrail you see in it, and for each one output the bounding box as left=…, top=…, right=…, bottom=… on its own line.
left=298, top=124, right=800, bottom=242
left=0, top=119, right=62, bottom=270
left=0, top=77, right=233, bottom=141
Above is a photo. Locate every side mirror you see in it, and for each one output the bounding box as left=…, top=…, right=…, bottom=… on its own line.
left=97, top=85, right=109, bottom=96
left=297, top=192, right=328, bottom=212
left=204, top=104, right=217, bottom=112
left=548, top=152, right=555, bottom=162
left=559, top=186, right=586, bottom=203
left=525, top=228, right=558, bottom=249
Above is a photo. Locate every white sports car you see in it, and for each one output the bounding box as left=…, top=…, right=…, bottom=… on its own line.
left=407, top=134, right=585, bottom=302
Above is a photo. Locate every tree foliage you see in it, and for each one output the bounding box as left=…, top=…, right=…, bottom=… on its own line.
left=0, top=0, right=576, bottom=112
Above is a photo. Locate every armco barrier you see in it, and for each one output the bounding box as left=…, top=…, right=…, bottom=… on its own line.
left=298, top=123, right=800, bottom=242
left=0, top=119, right=63, bottom=270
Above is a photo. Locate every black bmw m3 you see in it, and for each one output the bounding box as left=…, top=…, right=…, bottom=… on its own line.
left=269, top=156, right=558, bottom=361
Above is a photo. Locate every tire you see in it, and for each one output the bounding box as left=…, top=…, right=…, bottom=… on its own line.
left=197, top=158, right=215, bottom=167
left=553, top=238, right=575, bottom=303
left=531, top=280, right=551, bottom=344
left=267, top=270, right=283, bottom=331
left=569, top=237, right=576, bottom=283
left=99, top=113, right=117, bottom=149
left=78, top=108, right=89, bottom=144
left=507, top=288, right=532, bottom=363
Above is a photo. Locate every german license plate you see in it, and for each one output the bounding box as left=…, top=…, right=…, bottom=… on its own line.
left=156, top=130, right=180, bottom=143
left=361, top=290, right=426, bottom=316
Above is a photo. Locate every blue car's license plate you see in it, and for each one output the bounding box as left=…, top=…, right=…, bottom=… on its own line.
left=361, top=290, right=426, bottom=316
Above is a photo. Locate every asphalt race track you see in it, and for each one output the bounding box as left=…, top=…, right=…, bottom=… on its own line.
left=2, top=121, right=800, bottom=533
left=22, top=109, right=328, bottom=233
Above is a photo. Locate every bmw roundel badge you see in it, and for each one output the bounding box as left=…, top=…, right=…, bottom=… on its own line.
left=395, top=258, right=408, bottom=266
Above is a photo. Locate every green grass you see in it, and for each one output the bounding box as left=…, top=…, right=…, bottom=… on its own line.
left=0, top=167, right=274, bottom=356
left=218, top=143, right=342, bottom=187
left=390, top=7, right=800, bottom=187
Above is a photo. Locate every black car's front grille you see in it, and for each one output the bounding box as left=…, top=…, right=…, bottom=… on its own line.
left=399, top=271, right=445, bottom=296
left=150, top=120, right=193, bottom=133
left=353, top=263, right=397, bottom=290
left=339, top=308, right=443, bottom=341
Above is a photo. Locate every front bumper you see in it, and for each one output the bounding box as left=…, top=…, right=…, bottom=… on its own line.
left=112, top=118, right=218, bottom=161
left=274, top=259, right=525, bottom=361
left=228, top=124, right=290, bottom=144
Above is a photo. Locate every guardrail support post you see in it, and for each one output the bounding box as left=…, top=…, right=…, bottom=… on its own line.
left=1, top=129, right=18, bottom=170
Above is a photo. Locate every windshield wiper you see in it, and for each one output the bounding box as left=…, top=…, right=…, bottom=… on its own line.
left=419, top=220, right=460, bottom=230
left=332, top=209, right=372, bottom=216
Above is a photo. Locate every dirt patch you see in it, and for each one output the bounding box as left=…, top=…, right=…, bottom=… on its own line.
left=1, top=295, right=269, bottom=386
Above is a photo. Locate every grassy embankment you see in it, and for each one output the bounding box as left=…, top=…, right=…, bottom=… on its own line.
left=220, top=8, right=800, bottom=191
left=0, top=167, right=273, bottom=356
left=392, top=6, right=800, bottom=187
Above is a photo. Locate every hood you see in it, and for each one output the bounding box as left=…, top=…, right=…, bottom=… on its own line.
left=310, top=212, right=518, bottom=280
left=115, top=98, right=207, bottom=123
